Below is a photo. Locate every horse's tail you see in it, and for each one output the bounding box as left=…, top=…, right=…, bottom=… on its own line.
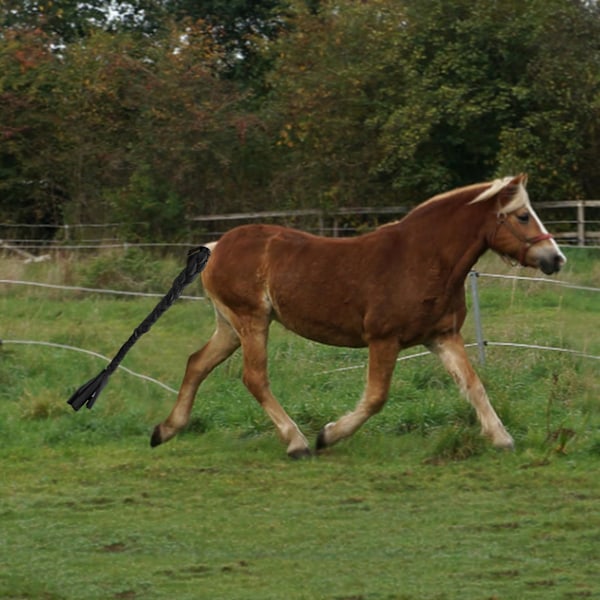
left=67, top=245, right=211, bottom=411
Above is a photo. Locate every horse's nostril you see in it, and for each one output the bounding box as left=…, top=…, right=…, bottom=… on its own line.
left=546, top=254, right=565, bottom=274
left=539, top=253, right=565, bottom=275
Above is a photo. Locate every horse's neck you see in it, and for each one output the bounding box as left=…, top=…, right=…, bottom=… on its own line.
left=390, top=200, right=489, bottom=286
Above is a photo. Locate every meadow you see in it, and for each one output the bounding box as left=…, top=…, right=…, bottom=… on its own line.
left=1, top=247, right=599, bottom=599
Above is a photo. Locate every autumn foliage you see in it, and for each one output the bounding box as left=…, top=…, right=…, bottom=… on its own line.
left=1, top=0, right=599, bottom=241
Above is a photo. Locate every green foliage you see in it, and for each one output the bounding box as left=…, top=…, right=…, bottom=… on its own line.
left=80, top=247, right=182, bottom=291
left=374, top=0, right=600, bottom=200
left=166, top=0, right=294, bottom=82
left=495, top=0, right=600, bottom=199
left=0, top=27, right=65, bottom=231
left=260, top=0, right=600, bottom=208
left=0, top=0, right=106, bottom=42
left=263, top=0, right=401, bottom=208
left=108, top=163, right=189, bottom=243
left=1, top=0, right=600, bottom=236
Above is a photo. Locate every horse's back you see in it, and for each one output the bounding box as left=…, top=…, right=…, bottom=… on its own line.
left=201, top=222, right=459, bottom=347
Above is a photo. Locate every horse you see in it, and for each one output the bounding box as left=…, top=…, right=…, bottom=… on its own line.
left=150, top=174, right=566, bottom=458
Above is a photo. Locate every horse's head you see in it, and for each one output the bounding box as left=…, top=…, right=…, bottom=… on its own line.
left=471, top=174, right=566, bottom=275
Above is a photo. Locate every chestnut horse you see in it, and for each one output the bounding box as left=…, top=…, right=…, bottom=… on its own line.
left=151, top=175, right=566, bottom=457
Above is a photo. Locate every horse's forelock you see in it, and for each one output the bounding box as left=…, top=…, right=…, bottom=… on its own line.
left=469, top=176, right=530, bottom=214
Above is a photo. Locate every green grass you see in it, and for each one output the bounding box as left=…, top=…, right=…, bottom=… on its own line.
left=1, top=247, right=599, bottom=599
left=2, top=438, right=600, bottom=599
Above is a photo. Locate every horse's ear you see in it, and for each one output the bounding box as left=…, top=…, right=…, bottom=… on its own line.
left=511, top=173, right=528, bottom=187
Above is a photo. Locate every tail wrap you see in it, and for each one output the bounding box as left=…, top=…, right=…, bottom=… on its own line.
left=67, top=246, right=210, bottom=411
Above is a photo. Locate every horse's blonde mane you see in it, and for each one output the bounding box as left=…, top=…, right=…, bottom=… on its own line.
left=414, top=182, right=490, bottom=212
left=379, top=176, right=530, bottom=230
left=417, top=175, right=530, bottom=214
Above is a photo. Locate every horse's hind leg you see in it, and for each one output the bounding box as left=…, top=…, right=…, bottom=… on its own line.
left=238, top=323, right=311, bottom=459
left=151, top=313, right=240, bottom=447
left=428, top=333, right=514, bottom=449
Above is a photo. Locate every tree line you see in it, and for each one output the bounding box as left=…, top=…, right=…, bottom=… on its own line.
left=1, top=0, right=599, bottom=242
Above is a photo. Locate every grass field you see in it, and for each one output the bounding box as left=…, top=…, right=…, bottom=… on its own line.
left=1, top=247, right=599, bottom=599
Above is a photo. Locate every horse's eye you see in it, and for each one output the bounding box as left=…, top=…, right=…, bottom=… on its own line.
left=516, top=212, right=530, bottom=224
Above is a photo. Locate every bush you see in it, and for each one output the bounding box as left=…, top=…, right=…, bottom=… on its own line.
left=81, top=248, right=181, bottom=293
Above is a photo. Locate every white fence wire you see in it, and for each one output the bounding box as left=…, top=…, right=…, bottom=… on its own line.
left=0, top=339, right=178, bottom=394
left=0, top=279, right=205, bottom=300
left=1, top=271, right=599, bottom=394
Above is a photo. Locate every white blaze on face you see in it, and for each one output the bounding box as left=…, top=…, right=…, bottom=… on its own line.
left=508, top=183, right=567, bottom=267
left=528, top=204, right=567, bottom=265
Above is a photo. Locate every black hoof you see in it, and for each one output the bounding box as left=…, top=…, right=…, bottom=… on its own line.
left=288, top=447, right=312, bottom=460
left=316, top=427, right=328, bottom=452
left=150, top=425, right=163, bottom=448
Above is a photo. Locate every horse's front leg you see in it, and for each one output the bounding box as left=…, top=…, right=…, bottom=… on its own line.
left=316, top=338, right=400, bottom=451
left=428, top=333, right=514, bottom=449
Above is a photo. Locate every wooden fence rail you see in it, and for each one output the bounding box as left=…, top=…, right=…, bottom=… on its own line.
left=536, top=200, right=600, bottom=247
left=1, top=201, right=599, bottom=250
left=190, top=201, right=600, bottom=246
left=190, top=206, right=409, bottom=238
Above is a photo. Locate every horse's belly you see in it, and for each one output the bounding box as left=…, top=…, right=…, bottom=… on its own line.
left=272, top=303, right=367, bottom=348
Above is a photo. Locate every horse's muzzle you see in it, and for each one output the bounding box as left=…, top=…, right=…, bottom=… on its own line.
left=538, top=251, right=566, bottom=275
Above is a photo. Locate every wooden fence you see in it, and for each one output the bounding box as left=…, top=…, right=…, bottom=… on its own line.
left=536, top=200, right=600, bottom=246
left=190, top=200, right=600, bottom=246
left=190, top=206, right=409, bottom=238
left=1, top=200, right=599, bottom=252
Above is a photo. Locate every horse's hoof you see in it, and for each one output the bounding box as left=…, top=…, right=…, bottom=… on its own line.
left=288, top=447, right=312, bottom=460
left=316, top=427, right=328, bottom=452
left=494, top=440, right=515, bottom=452
left=491, top=432, right=515, bottom=451
left=150, top=425, right=163, bottom=448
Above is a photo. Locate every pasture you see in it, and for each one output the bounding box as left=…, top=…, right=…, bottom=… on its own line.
left=1, top=248, right=599, bottom=599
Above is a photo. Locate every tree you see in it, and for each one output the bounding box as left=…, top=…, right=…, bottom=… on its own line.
left=262, top=1, right=402, bottom=210
left=372, top=0, right=600, bottom=200
left=495, top=0, right=600, bottom=199
left=161, top=0, right=293, bottom=82
left=0, top=27, right=64, bottom=236
left=0, top=0, right=108, bottom=43
left=265, top=0, right=600, bottom=207
left=105, top=19, right=265, bottom=238
left=55, top=21, right=264, bottom=235
left=2, top=0, right=599, bottom=241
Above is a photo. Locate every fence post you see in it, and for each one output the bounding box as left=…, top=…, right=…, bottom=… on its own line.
left=332, top=216, right=339, bottom=237
left=469, top=271, right=486, bottom=365
left=318, top=212, right=325, bottom=236
left=577, top=201, right=585, bottom=247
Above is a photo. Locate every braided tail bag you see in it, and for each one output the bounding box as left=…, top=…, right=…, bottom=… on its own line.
left=67, top=246, right=211, bottom=411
